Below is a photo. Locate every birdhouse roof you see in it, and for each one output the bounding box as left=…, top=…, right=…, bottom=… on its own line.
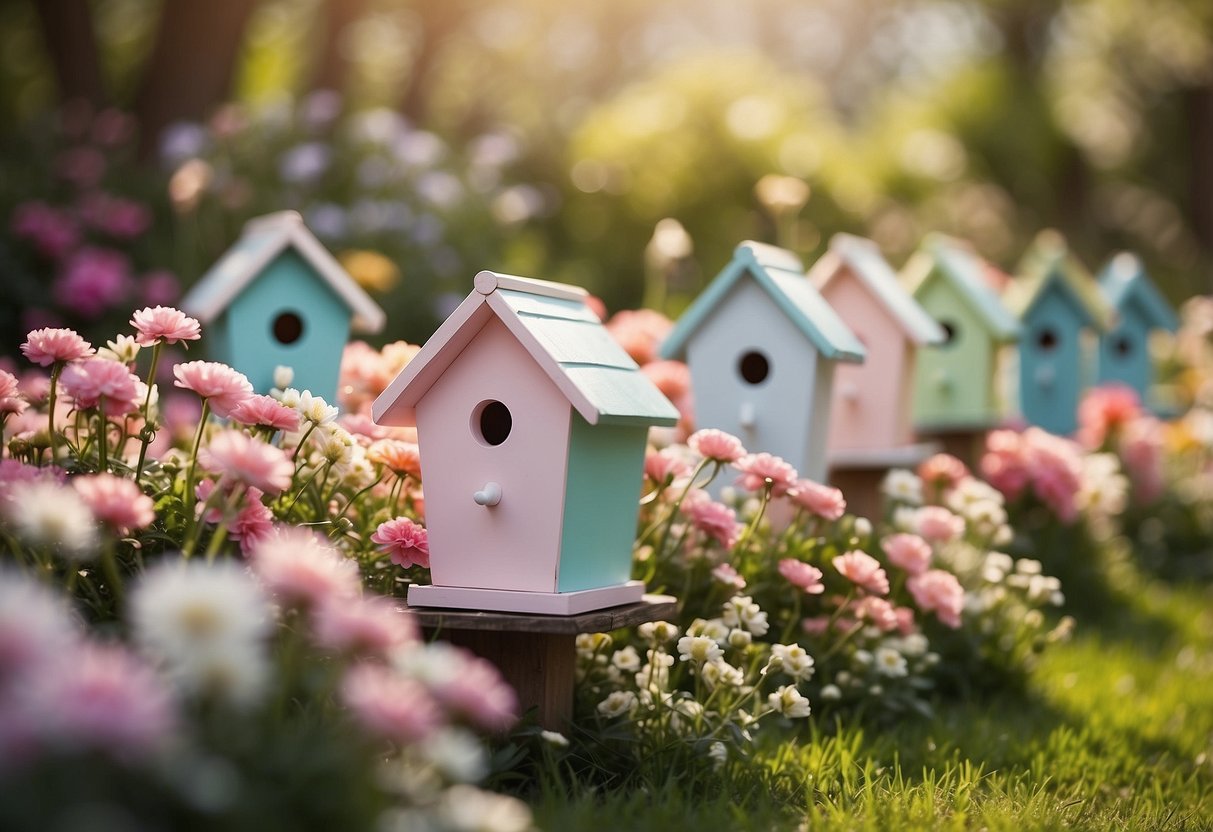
left=1098, top=252, right=1179, bottom=332
left=660, top=241, right=866, bottom=363
left=901, top=234, right=1021, bottom=342
left=372, top=271, right=680, bottom=428
left=810, top=233, right=946, bottom=346
left=181, top=211, right=386, bottom=333
left=1004, top=230, right=1111, bottom=331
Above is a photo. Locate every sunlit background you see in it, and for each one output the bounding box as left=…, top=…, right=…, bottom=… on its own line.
left=2, top=0, right=1211, bottom=345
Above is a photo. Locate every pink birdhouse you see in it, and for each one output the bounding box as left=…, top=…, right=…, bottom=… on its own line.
left=372, top=271, right=679, bottom=615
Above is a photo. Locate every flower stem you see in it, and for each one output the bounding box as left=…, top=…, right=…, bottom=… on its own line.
left=97, top=397, right=108, bottom=473
left=133, top=342, right=161, bottom=486
left=182, top=398, right=211, bottom=519
left=45, top=362, right=62, bottom=466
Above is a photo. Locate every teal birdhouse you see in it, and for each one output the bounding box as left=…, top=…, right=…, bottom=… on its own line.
left=661, top=241, right=865, bottom=483
left=902, top=234, right=1021, bottom=431
left=181, top=211, right=386, bottom=402
left=1095, top=252, right=1178, bottom=406
left=1003, top=231, right=1110, bottom=436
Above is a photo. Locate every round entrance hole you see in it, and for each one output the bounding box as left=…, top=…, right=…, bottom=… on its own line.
left=1035, top=327, right=1059, bottom=352
left=738, top=350, right=770, bottom=385
left=939, top=320, right=958, bottom=346
left=473, top=400, right=512, bottom=446
left=1113, top=334, right=1134, bottom=358
left=272, top=311, right=304, bottom=345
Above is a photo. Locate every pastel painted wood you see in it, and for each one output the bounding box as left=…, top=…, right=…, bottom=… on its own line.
left=901, top=234, right=1021, bottom=430
left=1095, top=252, right=1178, bottom=406
left=1003, top=230, right=1111, bottom=436
left=808, top=233, right=945, bottom=459
left=181, top=211, right=385, bottom=402
left=661, top=241, right=866, bottom=483
left=372, top=271, right=679, bottom=615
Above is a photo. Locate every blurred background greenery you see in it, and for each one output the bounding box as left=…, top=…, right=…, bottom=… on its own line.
left=2, top=0, right=1211, bottom=347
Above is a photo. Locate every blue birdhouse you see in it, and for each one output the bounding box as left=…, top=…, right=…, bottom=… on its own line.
left=181, top=211, right=386, bottom=402
left=1095, top=252, right=1179, bottom=407
left=661, top=241, right=866, bottom=483
left=1003, top=231, right=1110, bottom=436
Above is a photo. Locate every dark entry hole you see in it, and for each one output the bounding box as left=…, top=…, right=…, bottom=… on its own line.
left=475, top=400, right=512, bottom=446
left=1036, top=327, right=1059, bottom=352
left=272, top=311, right=304, bottom=345
left=738, top=350, right=770, bottom=385
left=1113, top=334, right=1133, bottom=358
left=939, top=320, right=958, bottom=346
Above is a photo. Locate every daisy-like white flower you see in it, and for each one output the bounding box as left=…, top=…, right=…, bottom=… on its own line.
left=20, top=327, right=93, bottom=366
left=597, top=690, right=637, bottom=718
left=97, top=334, right=141, bottom=364
left=700, top=658, right=745, bottom=689
left=721, top=595, right=770, bottom=636
left=611, top=646, right=641, bottom=672
left=677, top=634, right=724, bottom=664
left=296, top=391, right=339, bottom=427
left=5, top=479, right=97, bottom=559
left=882, top=469, right=923, bottom=505
left=874, top=646, right=909, bottom=678
left=686, top=617, right=730, bottom=643
left=130, top=306, right=201, bottom=347
left=767, top=643, right=815, bottom=680
left=638, top=620, right=680, bottom=646
left=767, top=685, right=811, bottom=718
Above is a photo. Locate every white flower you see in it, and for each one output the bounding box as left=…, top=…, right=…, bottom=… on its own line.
left=422, top=727, right=488, bottom=782
left=722, top=595, right=769, bottom=636
left=277, top=387, right=302, bottom=408
left=687, top=617, right=730, bottom=644
left=700, top=659, right=745, bottom=689
left=437, top=785, right=533, bottom=832
left=273, top=365, right=295, bottom=390
left=982, top=552, right=1014, bottom=583
left=638, top=621, right=680, bottom=645
left=540, top=730, right=569, bottom=748
left=5, top=480, right=97, bottom=559
left=320, top=425, right=355, bottom=466
left=853, top=649, right=873, bottom=667
left=611, top=646, right=641, bottom=672
left=635, top=653, right=675, bottom=691
left=708, top=741, right=728, bottom=769
left=874, top=647, right=908, bottom=678
left=1016, top=558, right=1043, bottom=576
left=891, top=505, right=919, bottom=532
left=767, top=685, right=811, bottom=718
left=882, top=469, right=923, bottom=505
left=726, top=628, right=753, bottom=649
left=297, top=391, right=339, bottom=427
left=98, top=334, right=141, bottom=364
left=597, top=690, right=637, bottom=718
left=767, top=644, right=815, bottom=681
left=0, top=569, right=79, bottom=675
left=899, top=633, right=929, bottom=657
left=852, top=516, right=873, bottom=539
left=677, top=635, right=724, bottom=664
left=820, top=684, right=842, bottom=701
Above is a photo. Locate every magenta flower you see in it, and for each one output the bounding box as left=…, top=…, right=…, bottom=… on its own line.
left=906, top=569, right=965, bottom=629
left=734, top=452, right=798, bottom=497
left=371, top=517, right=430, bottom=569
left=173, top=360, right=254, bottom=417
left=10, top=201, right=79, bottom=260
left=130, top=306, right=201, bottom=347
left=20, top=327, right=94, bottom=367
left=341, top=663, right=442, bottom=744
left=230, top=394, right=300, bottom=433
left=53, top=247, right=133, bottom=319
left=881, top=533, right=932, bottom=575
left=78, top=192, right=151, bottom=240
left=778, top=559, right=825, bottom=595
left=788, top=478, right=846, bottom=520
left=73, top=473, right=154, bottom=535
left=59, top=358, right=141, bottom=416
left=313, top=595, right=418, bottom=657
left=681, top=490, right=742, bottom=549
left=688, top=428, right=746, bottom=463
left=832, top=550, right=890, bottom=596
left=250, top=527, right=361, bottom=607
left=199, top=430, right=294, bottom=494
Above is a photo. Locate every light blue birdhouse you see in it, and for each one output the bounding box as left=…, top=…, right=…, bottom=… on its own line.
left=661, top=241, right=866, bottom=483
left=1003, top=231, right=1110, bottom=436
left=1095, top=252, right=1179, bottom=406
left=181, top=211, right=386, bottom=402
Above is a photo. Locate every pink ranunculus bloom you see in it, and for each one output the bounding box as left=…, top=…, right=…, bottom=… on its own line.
left=788, top=478, right=846, bottom=520
left=1120, top=417, right=1165, bottom=505
left=20, top=327, right=94, bottom=367
left=59, top=358, right=141, bottom=416
left=916, top=506, right=965, bottom=544
left=832, top=550, right=890, bottom=596
left=368, top=439, right=423, bottom=478
left=200, top=430, right=294, bottom=495
left=229, top=489, right=274, bottom=555
left=130, top=306, right=201, bottom=347
left=1023, top=429, right=1083, bottom=523
left=644, top=447, right=692, bottom=486
left=371, top=517, right=430, bottom=569
left=339, top=412, right=389, bottom=442
left=11, top=201, right=80, bottom=260
left=711, top=563, right=746, bottom=590
left=893, top=605, right=916, bottom=635
left=852, top=596, right=900, bottom=632
left=906, top=569, right=965, bottom=629
left=882, top=533, right=932, bottom=575
left=173, top=360, right=254, bottom=417
left=53, top=247, right=134, bottom=319
left=917, top=453, right=969, bottom=494
left=432, top=650, right=519, bottom=732
left=250, top=527, right=361, bottom=607
left=604, top=308, right=673, bottom=365
left=688, top=428, right=746, bottom=464
left=230, top=394, right=301, bottom=433
left=641, top=360, right=691, bottom=406
left=734, top=452, right=798, bottom=497
left=341, top=663, right=442, bottom=744
left=0, top=370, right=27, bottom=416
left=73, top=473, right=154, bottom=535
left=313, top=595, right=418, bottom=658
left=980, top=429, right=1030, bottom=500
left=681, top=489, right=742, bottom=549
left=1077, top=384, right=1143, bottom=449
left=801, top=616, right=832, bottom=636
left=778, top=559, right=825, bottom=595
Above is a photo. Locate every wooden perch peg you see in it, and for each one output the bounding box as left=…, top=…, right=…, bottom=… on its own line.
left=473, top=482, right=502, bottom=506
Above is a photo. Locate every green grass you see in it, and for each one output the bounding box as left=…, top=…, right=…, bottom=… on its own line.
left=530, top=579, right=1213, bottom=831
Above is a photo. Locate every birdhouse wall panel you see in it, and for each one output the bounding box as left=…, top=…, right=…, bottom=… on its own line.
left=414, top=316, right=572, bottom=593
left=684, top=279, right=819, bottom=478
left=1019, top=284, right=1088, bottom=435
left=223, top=250, right=351, bottom=401
left=912, top=276, right=996, bottom=428
left=804, top=357, right=837, bottom=482
left=820, top=268, right=912, bottom=450
left=557, top=418, right=648, bottom=593
left=1096, top=315, right=1152, bottom=397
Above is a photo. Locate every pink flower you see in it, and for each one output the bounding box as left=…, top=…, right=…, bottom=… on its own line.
left=11, top=201, right=80, bottom=259
left=140, top=271, right=181, bottom=307
left=173, top=360, right=254, bottom=417
left=894, top=606, right=916, bottom=635
left=1077, top=384, right=1143, bottom=449
left=852, top=596, right=899, bottom=632
left=1024, top=429, right=1083, bottom=523
left=20, top=327, right=93, bottom=366
left=130, top=306, right=201, bottom=347
left=605, top=308, right=673, bottom=365
left=72, top=474, right=154, bottom=535
left=688, top=428, right=746, bottom=463
left=368, top=439, right=423, bottom=478
left=734, top=452, right=798, bottom=496
left=1120, top=417, right=1165, bottom=505
left=980, top=429, right=1030, bottom=500
left=250, top=527, right=361, bottom=607
left=681, top=490, right=742, bottom=548
left=832, top=550, right=889, bottom=596
left=431, top=650, right=518, bottom=732
left=55, top=146, right=105, bottom=187
left=916, top=506, right=965, bottom=544
left=0, top=573, right=79, bottom=684
left=200, top=430, right=294, bottom=494
left=59, top=358, right=141, bottom=416
left=906, top=570, right=965, bottom=628
left=53, top=247, right=133, bottom=318
left=801, top=616, right=832, bottom=636
left=230, top=394, right=301, bottom=433
left=917, top=453, right=968, bottom=494
left=313, top=595, right=418, bottom=657
left=882, top=533, right=932, bottom=575
left=0, top=371, right=27, bottom=416
left=77, top=192, right=151, bottom=240
left=711, top=563, right=746, bottom=589
left=778, top=559, right=825, bottom=594
left=371, top=517, right=430, bottom=569
left=788, top=478, right=846, bottom=520
left=341, top=663, right=441, bottom=744
left=644, top=448, right=692, bottom=486
left=641, top=360, right=691, bottom=405
left=229, top=489, right=274, bottom=555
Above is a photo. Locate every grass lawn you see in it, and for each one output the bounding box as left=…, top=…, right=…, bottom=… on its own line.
left=530, top=577, right=1213, bottom=831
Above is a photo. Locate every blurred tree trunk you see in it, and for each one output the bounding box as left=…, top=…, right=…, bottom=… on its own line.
left=1187, top=81, right=1213, bottom=289
left=311, top=0, right=367, bottom=94
left=133, top=0, right=258, bottom=156
left=398, top=0, right=466, bottom=126
left=32, top=0, right=107, bottom=107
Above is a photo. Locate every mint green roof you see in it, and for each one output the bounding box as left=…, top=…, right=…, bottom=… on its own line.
left=661, top=241, right=866, bottom=363
left=903, top=234, right=1021, bottom=342
left=1005, top=231, right=1111, bottom=331
left=1098, top=253, right=1179, bottom=332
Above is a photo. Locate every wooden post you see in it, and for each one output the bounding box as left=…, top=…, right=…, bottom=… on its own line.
left=828, top=442, right=939, bottom=522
